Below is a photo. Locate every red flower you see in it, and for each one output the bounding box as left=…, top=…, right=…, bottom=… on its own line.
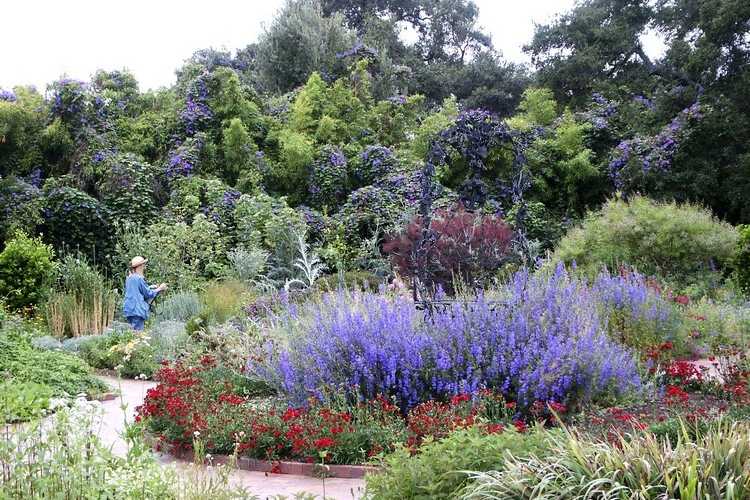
left=548, top=401, right=567, bottom=414
left=314, top=437, right=335, bottom=449
left=505, top=401, right=516, bottom=409
left=674, top=295, right=690, bottom=306
left=664, top=385, right=689, bottom=405
left=513, top=420, right=527, bottom=433
left=485, top=423, right=504, bottom=434
left=282, top=408, right=304, bottom=422
left=217, top=393, right=246, bottom=405
left=450, top=393, right=471, bottom=405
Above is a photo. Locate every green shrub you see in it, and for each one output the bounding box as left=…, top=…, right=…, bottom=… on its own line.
left=0, top=230, right=57, bottom=312
left=0, top=380, right=53, bottom=423
left=96, top=153, right=159, bottom=227
left=551, top=196, right=738, bottom=294
left=0, top=176, right=43, bottom=243
left=226, top=246, right=268, bottom=284
left=734, top=225, right=750, bottom=296
left=234, top=193, right=306, bottom=251
left=113, top=215, right=227, bottom=289
left=0, top=324, right=106, bottom=397
left=202, top=280, right=247, bottom=323
left=222, top=117, right=258, bottom=186
left=78, top=328, right=158, bottom=378
left=185, top=310, right=212, bottom=338
left=366, top=427, right=553, bottom=500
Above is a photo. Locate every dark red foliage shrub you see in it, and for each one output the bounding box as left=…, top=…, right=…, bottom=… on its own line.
left=383, top=204, right=513, bottom=293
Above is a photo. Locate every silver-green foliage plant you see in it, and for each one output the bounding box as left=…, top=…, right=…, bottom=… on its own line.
left=551, top=195, right=739, bottom=294
left=149, top=320, right=189, bottom=361
left=285, top=232, right=326, bottom=291
left=155, top=290, right=202, bottom=322
left=226, top=246, right=268, bottom=284
left=255, top=0, right=354, bottom=93
left=461, top=420, right=750, bottom=500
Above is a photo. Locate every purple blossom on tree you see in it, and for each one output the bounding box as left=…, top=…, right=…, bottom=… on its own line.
left=0, top=89, right=16, bottom=102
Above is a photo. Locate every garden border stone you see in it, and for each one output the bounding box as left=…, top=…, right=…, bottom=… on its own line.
left=166, top=447, right=379, bottom=479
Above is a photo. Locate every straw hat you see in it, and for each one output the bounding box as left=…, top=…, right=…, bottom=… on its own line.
left=129, top=256, right=148, bottom=269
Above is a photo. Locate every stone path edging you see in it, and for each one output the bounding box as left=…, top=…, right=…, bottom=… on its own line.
left=167, top=447, right=379, bottom=479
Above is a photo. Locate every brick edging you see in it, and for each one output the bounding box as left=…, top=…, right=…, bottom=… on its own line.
left=167, top=447, right=379, bottom=479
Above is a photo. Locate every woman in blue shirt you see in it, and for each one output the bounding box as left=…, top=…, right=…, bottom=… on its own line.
left=122, top=256, right=167, bottom=331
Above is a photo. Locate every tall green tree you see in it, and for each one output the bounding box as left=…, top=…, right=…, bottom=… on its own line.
left=255, top=0, right=355, bottom=93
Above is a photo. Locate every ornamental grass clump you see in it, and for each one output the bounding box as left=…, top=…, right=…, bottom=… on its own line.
left=461, top=420, right=750, bottom=500
left=254, top=265, right=641, bottom=412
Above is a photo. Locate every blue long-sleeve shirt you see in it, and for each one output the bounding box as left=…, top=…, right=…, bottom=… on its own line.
left=122, top=274, right=159, bottom=320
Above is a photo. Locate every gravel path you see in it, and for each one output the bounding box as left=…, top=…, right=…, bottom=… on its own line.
left=96, top=376, right=365, bottom=499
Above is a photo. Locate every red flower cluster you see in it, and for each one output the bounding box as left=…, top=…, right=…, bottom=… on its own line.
left=138, top=360, right=410, bottom=464
left=664, top=385, right=690, bottom=405
left=673, top=295, right=690, bottom=306
left=665, top=360, right=703, bottom=382
left=138, top=364, right=527, bottom=463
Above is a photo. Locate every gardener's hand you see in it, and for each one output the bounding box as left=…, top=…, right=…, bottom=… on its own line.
left=157, top=283, right=168, bottom=292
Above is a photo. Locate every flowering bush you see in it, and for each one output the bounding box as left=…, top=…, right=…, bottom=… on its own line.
left=41, top=185, right=113, bottom=264
left=48, top=78, right=90, bottom=132
left=254, top=265, right=641, bottom=412
left=352, top=145, right=397, bottom=187
left=384, top=204, right=513, bottom=292
left=608, top=99, right=705, bottom=191
left=340, top=185, right=401, bottom=244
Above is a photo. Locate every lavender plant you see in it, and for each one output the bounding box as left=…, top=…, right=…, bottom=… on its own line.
left=252, top=265, right=641, bottom=412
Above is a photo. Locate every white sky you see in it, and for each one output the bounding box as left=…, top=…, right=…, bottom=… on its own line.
left=0, top=0, right=662, bottom=92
